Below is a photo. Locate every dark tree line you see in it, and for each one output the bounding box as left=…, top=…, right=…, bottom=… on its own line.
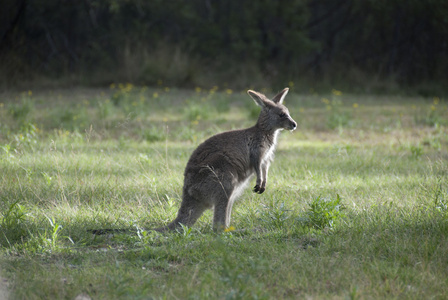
left=1, top=0, right=447, bottom=90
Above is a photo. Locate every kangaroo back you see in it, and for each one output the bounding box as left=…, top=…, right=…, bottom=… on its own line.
left=157, top=88, right=297, bottom=232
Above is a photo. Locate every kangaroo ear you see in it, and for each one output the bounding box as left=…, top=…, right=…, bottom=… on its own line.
left=272, top=88, right=289, bottom=104
left=247, top=90, right=267, bottom=107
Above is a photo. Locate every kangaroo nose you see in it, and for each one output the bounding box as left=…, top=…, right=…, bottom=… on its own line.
left=290, top=120, right=297, bottom=130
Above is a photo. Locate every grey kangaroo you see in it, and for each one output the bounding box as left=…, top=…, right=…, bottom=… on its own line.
left=157, top=87, right=297, bottom=231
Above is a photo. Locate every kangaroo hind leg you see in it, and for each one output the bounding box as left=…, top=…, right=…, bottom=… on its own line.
left=167, top=193, right=208, bottom=230
left=211, top=180, right=236, bottom=231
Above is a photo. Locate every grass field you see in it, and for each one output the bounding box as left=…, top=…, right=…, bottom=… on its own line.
left=1, top=85, right=447, bottom=299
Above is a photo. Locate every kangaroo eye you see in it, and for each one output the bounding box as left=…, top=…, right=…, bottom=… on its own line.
left=279, top=113, right=286, bottom=118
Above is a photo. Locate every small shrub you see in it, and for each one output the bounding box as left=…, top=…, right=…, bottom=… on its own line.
left=304, top=194, right=346, bottom=229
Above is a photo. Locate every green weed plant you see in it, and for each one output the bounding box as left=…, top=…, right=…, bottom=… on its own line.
left=304, top=194, right=345, bottom=229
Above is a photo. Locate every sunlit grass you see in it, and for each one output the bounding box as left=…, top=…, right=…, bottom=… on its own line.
left=0, top=87, right=447, bottom=299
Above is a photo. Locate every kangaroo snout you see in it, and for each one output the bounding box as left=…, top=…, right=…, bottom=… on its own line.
left=289, top=119, right=297, bottom=131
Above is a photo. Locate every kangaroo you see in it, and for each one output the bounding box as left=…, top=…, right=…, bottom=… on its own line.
left=156, top=87, right=297, bottom=231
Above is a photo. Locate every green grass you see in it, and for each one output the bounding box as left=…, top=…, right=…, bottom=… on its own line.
left=1, top=86, right=448, bottom=299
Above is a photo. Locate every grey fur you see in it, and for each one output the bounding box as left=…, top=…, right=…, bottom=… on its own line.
left=156, top=88, right=297, bottom=231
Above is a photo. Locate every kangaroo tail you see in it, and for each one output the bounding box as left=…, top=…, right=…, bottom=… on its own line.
left=87, top=228, right=132, bottom=235
left=88, top=223, right=178, bottom=235
left=152, top=220, right=183, bottom=232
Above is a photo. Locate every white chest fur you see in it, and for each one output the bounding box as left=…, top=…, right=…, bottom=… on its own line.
left=262, top=130, right=279, bottom=165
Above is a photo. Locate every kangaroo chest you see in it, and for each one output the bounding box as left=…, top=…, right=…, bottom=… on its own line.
left=259, top=131, right=279, bottom=165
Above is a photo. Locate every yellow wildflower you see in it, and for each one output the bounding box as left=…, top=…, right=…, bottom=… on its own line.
left=225, top=89, right=233, bottom=95
left=332, top=89, right=342, bottom=96
left=125, top=83, right=133, bottom=92
left=353, top=103, right=359, bottom=108
left=224, top=226, right=236, bottom=232
left=153, top=92, right=159, bottom=98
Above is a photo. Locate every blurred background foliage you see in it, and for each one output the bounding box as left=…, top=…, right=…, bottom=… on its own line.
left=1, top=0, right=447, bottom=93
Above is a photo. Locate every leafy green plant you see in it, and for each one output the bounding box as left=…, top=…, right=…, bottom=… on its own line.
left=47, top=217, right=62, bottom=250
left=0, top=201, right=29, bottom=246
left=177, top=223, right=195, bottom=239
left=304, top=194, right=346, bottom=229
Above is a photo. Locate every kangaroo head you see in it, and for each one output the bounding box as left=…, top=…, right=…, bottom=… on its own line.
left=247, top=88, right=297, bottom=132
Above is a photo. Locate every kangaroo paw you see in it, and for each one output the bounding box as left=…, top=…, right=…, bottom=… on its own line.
left=253, top=185, right=265, bottom=194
